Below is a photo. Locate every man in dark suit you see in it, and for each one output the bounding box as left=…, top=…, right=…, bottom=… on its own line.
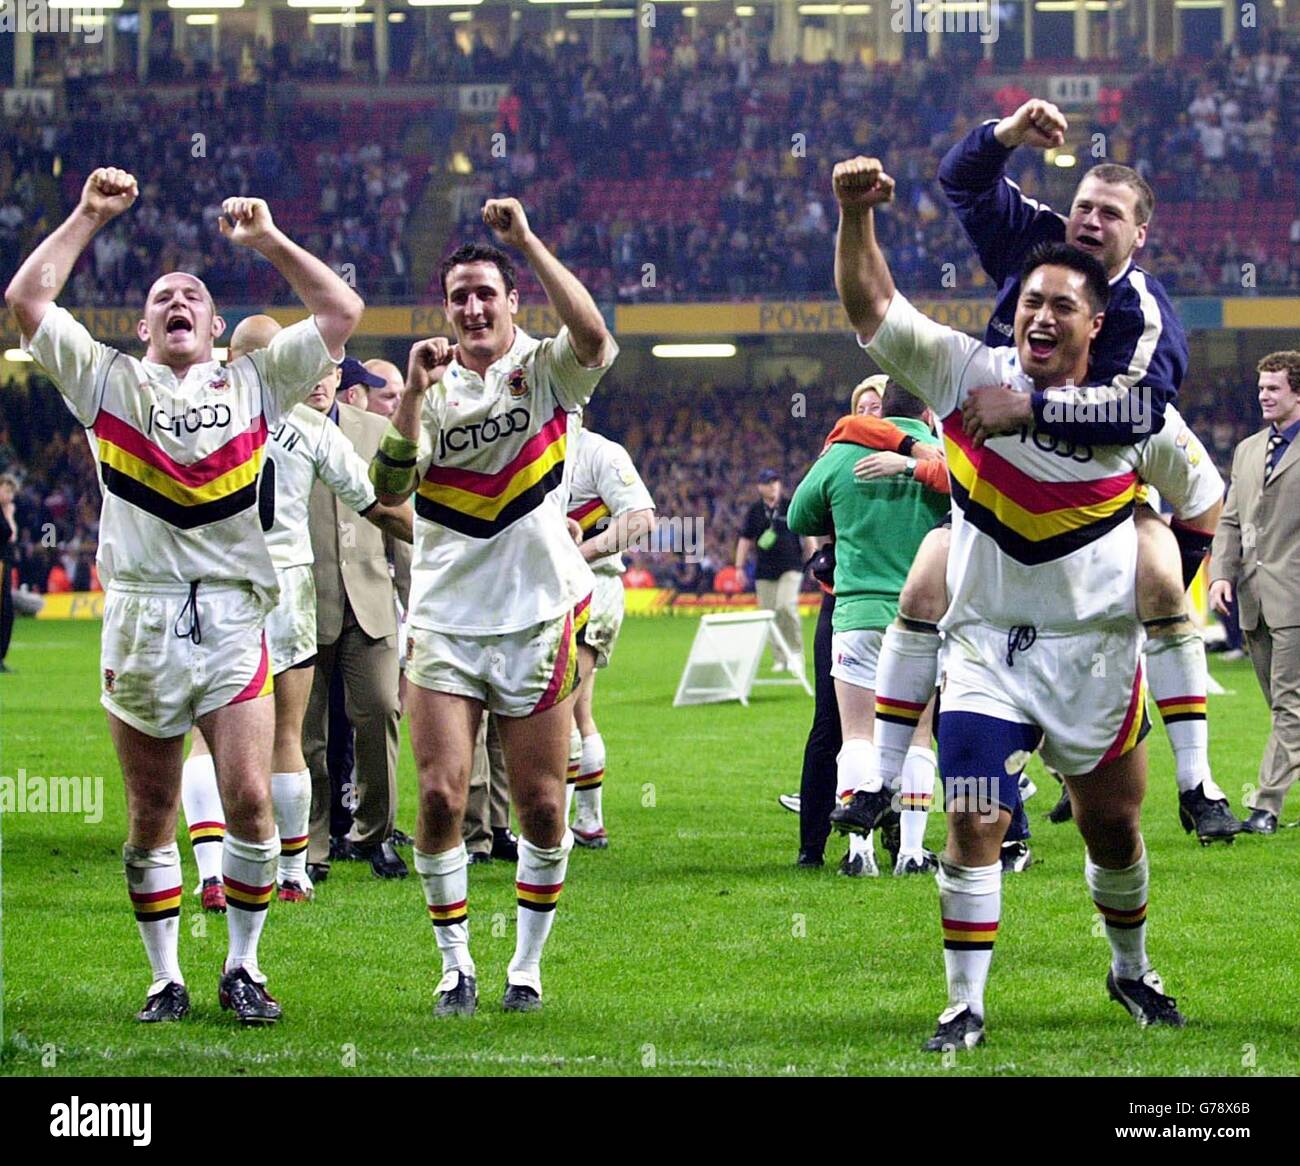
left=304, top=359, right=412, bottom=880
left=1210, top=352, right=1300, bottom=835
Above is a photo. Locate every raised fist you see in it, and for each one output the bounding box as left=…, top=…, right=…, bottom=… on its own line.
left=482, top=198, right=532, bottom=248
left=218, top=197, right=277, bottom=248
left=79, top=168, right=139, bottom=223
left=406, top=336, right=457, bottom=394
left=832, top=157, right=896, bottom=212
left=996, top=99, right=1068, bottom=150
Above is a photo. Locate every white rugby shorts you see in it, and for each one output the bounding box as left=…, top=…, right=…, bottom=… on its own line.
left=576, top=571, right=626, bottom=670
left=100, top=581, right=273, bottom=738
left=830, top=628, right=884, bottom=690
left=938, top=620, right=1148, bottom=777
left=406, top=599, right=585, bottom=718
left=264, top=563, right=318, bottom=675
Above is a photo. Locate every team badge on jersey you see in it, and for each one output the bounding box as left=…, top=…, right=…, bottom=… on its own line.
left=507, top=367, right=530, bottom=399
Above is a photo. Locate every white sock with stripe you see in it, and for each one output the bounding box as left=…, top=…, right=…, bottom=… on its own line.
left=874, top=622, right=939, bottom=792
left=837, top=737, right=878, bottom=797
left=180, top=753, right=224, bottom=886
left=271, top=769, right=311, bottom=887
left=899, top=745, right=937, bottom=857
left=510, top=831, right=573, bottom=994
left=124, top=843, right=184, bottom=992
left=223, top=833, right=278, bottom=980
left=574, top=732, right=606, bottom=831
left=415, top=844, right=474, bottom=988
left=564, top=726, right=581, bottom=821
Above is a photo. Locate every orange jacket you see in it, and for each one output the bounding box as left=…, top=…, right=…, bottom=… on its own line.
left=820, top=415, right=950, bottom=496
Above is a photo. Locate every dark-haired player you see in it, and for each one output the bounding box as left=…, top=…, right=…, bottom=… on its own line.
left=848, top=100, right=1236, bottom=869
left=835, top=156, right=1222, bottom=1050
left=371, top=199, right=617, bottom=1018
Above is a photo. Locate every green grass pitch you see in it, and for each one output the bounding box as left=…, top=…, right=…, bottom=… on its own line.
left=1, top=616, right=1295, bottom=1077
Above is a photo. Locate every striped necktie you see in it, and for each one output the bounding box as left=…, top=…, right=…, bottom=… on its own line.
left=1265, top=430, right=1286, bottom=483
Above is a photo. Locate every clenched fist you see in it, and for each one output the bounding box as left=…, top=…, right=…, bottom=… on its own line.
left=79, top=167, right=139, bottom=223
left=482, top=198, right=533, bottom=249
left=406, top=336, right=457, bottom=394
left=995, top=99, right=1068, bottom=150
left=832, top=157, right=896, bottom=212
left=219, top=197, right=277, bottom=248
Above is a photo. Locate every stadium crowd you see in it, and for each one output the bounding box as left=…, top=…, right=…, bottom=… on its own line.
left=4, top=32, right=1298, bottom=314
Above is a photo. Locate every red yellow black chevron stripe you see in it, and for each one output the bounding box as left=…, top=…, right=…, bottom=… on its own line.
left=876, top=695, right=926, bottom=727
left=93, top=409, right=267, bottom=530
left=943, top=415, right=1138, bottom=565
left=576, top=766, right=604, bottom=791
left=427, top=898, right=468, bottom=927
left=416, top=407, right=567, bottom=538
left=1099, top=663, right=1151, bottom=767
left=188, top=820, right=225, bottom=846
left=1094, top=900, right=1147, bottom=930
left=517, top=880, right=563, bottom=913
left=573, top=591, right=592, bottom=649
left=568, top=497, right=611, bottom=543
left=230, top=636, right=273, bottom=705
left=533, top=607, right=578, bottom=715
left=280, top=835, right=309, bottom=858
left=129, top=884, right=183, bottom=922
left=224, top=876, right=274, bottom=912
left=900, top=792, right=932, bottom=811
left=941, top=917, right=998, bottom=950
left=1155, top=695, right=1207, bottom=725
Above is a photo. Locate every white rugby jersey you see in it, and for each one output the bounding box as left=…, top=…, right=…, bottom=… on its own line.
left=262, top=403, right=377, bottom=571
left=26, top=305, right=335, bottom=611
left=566, top=428, right=655, bottom=576
left=409, top=325, right=618, bottom=635
left=863, top=292, right=1223, bottom=634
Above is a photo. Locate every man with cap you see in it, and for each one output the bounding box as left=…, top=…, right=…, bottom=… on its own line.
left=302, top=355, right=413, bottom=882
left=735, top=469, right=815, bottom=672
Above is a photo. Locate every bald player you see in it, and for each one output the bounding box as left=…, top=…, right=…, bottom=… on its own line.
left=7, top=168, right=363, bottom=1024
left=182, top=316, right=413, bottom=906
left=364, top=359, right=402, bottom=419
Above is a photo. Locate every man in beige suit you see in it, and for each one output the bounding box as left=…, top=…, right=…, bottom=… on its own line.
left=1210, top=351, right=1300, bottom=834
left=304, top=360, right=413, bottom=878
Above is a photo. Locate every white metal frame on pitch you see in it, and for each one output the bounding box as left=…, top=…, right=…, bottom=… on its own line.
left=673, top=610, right=813, bottom=707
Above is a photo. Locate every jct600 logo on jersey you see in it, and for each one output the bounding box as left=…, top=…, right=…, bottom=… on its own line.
left=437, top=408, right=530, bottom=459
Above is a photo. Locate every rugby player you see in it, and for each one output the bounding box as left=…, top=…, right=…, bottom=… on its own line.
left=841, top=99, right=1236, bottom=860
left=371, top=198, right=617, bottom=1017
left=181, top=319, right=412, bottom=907
left=6, top=168, right=363, bottom=1024
left=565, top=425, right=655, bottom=848
left=833, top=156, right=1223, bottom=1050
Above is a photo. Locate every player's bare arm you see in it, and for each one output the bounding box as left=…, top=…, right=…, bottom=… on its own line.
left=5, top=167, right=139, bottom=338
left=371, top=337, right=455, bottom=506
left=581, top=508, right=655, bottom=565
left=366, top=501, right=414, bottom=544
left=832, top=157, right=897, bottom=342
left=219, top=196, right=363, bottom=358
left=993, top=99, right=1068, bottom=151
left=482, top=197, right=610, bottom=367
